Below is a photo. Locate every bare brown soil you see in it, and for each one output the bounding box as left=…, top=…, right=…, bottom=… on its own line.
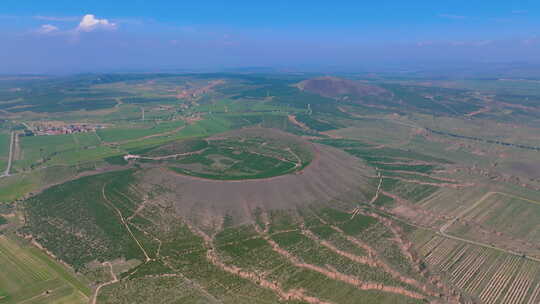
left=465, top=107, right=491, bottom=117
left=138, top=143, right=375, bottom=229
left=387, top=176, right=474, bottom=189
left=287, top=114, right=310, bottom=131
left=384, top=170, right=460, bottom=183
left=13, top=131, right=21, bottom=162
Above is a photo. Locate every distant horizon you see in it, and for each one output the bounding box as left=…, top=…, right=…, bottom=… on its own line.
left=3, top=61, right=540, bottom=79
left=2, top=1, right=540, bottom=74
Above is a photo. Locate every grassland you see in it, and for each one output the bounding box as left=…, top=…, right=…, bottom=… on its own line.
left=0, top=174, right=36, bottom=202
left=117, top=116, right=233, bottom=152
left=96, top=120, right=185, bottom=143
left=15, top=132, right=106, bottom=170
left=0, top=165, right=82, bottom=202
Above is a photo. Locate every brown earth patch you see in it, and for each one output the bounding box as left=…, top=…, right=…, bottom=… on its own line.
left=137, top=143, right=375, bottom=230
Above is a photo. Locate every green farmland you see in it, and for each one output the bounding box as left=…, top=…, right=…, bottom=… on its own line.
left=0, top=236, right=90, bottom=304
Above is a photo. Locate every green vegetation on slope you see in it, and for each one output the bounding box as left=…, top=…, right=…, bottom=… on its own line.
left=22, top=170, right=148, bottom=270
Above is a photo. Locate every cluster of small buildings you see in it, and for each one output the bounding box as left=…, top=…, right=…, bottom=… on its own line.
left=29, top=123, right=104, bottom=136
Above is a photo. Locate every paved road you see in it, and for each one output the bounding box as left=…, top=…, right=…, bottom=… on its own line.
left=1, top=131, right=15, bottom=178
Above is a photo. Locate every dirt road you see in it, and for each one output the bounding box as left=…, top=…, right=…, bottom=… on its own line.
left=101, top=184, right=151, bottom=262
left=1, top=131, right=15, bottom=177
left=90, top=262, right=118, bottom=304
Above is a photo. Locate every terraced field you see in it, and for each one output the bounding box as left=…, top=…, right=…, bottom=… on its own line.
left=98, top=198, right=452, bottom=303
left=410, top=230, right=540, bottom=304
left=448, top=192, right=540, bottom=248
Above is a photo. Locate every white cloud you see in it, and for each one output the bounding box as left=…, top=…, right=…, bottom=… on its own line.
left=37, top=24, right=59, bottom=34
left=76, top=14, right=117, bottom=32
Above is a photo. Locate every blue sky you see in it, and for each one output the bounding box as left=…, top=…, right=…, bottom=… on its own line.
left=2, top=1, right=540, bottom=73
